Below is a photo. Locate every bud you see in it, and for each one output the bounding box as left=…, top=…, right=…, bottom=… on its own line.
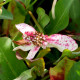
left=51, top=0, right=57, bottom=19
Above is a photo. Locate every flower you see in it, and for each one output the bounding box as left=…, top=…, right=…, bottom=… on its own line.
left=13, top=23, right=78, bottom=60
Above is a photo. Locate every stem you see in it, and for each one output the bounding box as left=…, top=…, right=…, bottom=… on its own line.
left=29, top=0, right=37, bottom=8
left=53, top=57, right=62, bottom=65
left=41, top=75, right=50, bottom=80
left=26, top=0, right=37, bottom=10
left=28, top=11, right=44, bottom=33
left=42, top=69, right=48, bottom=77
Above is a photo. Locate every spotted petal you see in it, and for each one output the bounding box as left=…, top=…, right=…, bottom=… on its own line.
left=26, top=46, right=40, bottom=60
left=13, top=44, right=34, bottom=51
left=46, top=34, right=78, bottom=52
left=15, top=23, right=36, bottom=34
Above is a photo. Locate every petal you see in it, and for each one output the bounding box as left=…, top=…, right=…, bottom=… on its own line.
left=15, top=23, right=36, bottom=34
left=26, top=46, right=40, bottom=60
left=16, top=51, right=23, bottom=60
left=13, top=44, right=34, bottom=51
left=42, top=42, right=48, bottom=49
left=13, top=39, right=29, bottom=45
left=46, top=34, right=78, bottom=52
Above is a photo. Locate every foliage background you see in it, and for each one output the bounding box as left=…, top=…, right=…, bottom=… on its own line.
left=0, top=0, right=80, bottom=80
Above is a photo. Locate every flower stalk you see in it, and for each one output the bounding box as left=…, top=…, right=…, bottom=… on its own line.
left=28, top=11, right=44, bottom=33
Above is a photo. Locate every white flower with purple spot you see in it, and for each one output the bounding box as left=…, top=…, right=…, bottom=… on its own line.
left=13, top=23, right=78, bottom=60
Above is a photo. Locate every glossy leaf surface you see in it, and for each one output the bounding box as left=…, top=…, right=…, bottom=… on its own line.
left=0, top=37, right=27, bottom=80
left=36, top=7, right=50, bottom=28
left=14, top=67, right=36, bottom=80
left=45, top=0, right=74, bottom=34
left=0, top=7, right=13, bottom=20
left=49, top=57, right=75, bottom=80
left=67, top=61, right=80, bottom=80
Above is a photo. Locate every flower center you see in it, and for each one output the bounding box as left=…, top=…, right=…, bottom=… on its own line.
left=25, top=31, right=46, bottom=46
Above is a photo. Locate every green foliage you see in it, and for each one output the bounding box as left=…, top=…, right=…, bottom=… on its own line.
left=36, top=48, right=51, bottom=58
left=0, top=0, right=3, bottom=3
left=15, top=0, right=26, bottom=15
left=14, top=67, right=37, bottom=80
left=0, top=0, right=80, bottom=80
left=0, top=0, right=11, bottom=6
left=2, top=0, right=25, bottom=39
left=67, top=0, right=80, bottom=33
left=70, top=0, right=80, bottom=24
left=62, top=49, right=80, bottom=59
left=67, top=61, right=80, bottom=80
left=0, top=37, right=27, bottom=80
left=36, top=7, right=50, bottom=28
left=45, top=0, right=74, bottom=34
left=20, top=0, right=31, bottom=8
left=0, top=7, right=13, bottom=20
left=54, top=49, right=80, bottom=64
left=50, top=57, right=75, bottom=80
left=26, top=58, right=45, bottom=76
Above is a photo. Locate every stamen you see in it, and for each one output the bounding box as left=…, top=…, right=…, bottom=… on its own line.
left=24, top=31, right=46, bottom=46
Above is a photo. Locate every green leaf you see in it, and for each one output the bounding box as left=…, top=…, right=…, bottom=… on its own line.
left=45, top=0, right=74, bottom=34
left=36, top=7, right=50, bottom=28
left=67, top=0, right=80, bottom=33
left=0, top=7, right=13, bottom=20
left=62, top=49, right=80, bottom=59
left=0, top=37, right=27, bottom=80
left=67, top=61, right=80, bottom=80
left=70, top=0, right=80, bottom=23
left=2, top=0, right=25, bottom=39
left=14, top=67, right=37, bottom=80
left=26, top=58, right=45, bottom=76
left=20, top=0, right=31, bottom=8
left=66, top=22, right=80, bottom=33
left=13, top=32, right=23, bottom=41
left=36, top=48, right=51, bottom=58
left=0, top=0, right=11, bottom=6
left=49, top=57, right=75, bottom=80
left=19, top=0, right=36, bottom=11
left=0, top=0, right=3, bottom=3
left=15, top=0, right=26, bottom=15
left=54, top=49, right=80, bottom=64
